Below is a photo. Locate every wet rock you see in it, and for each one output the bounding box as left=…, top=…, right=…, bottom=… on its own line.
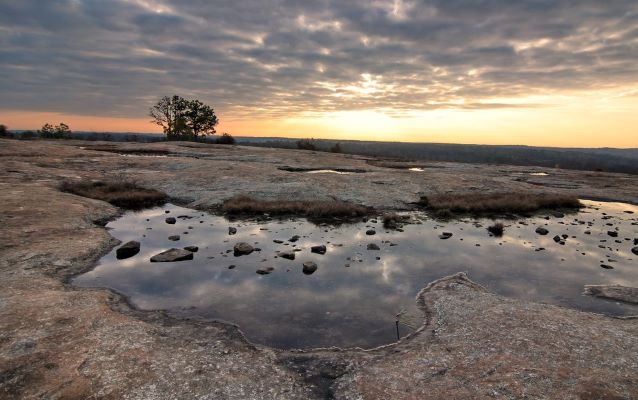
left=553, top=235, right=562, bottom=243
left=150, top=248, right=194, bottom=262
left=165, top=217, right=176, bottom=224
left=278, top=251, right=295, bottom=260
left=535, top=227, right=549, bottom=235
left=228, top=265, right=236, bottom=269
left=183, top=246, right=199, bottom=252
left=311, top=245, right=326, bottom=255
left=228, top=227, right=237, bottom=235
left=632, top=247, right=638, bottom=256
left=168, top=235, right=180, bottom=241
left=367, top=243, right=380, bottom=250
left=234, top=242, right=254, bottom=256
left=366, top=229, right=376, bottom=235
left=116, top=241, right=140, bottom=259
left=256, top=267, right=274, bottom=275
left=302, top=261, right=318, bottom=275
left=607, top=231, right=618, bottom=237
left=439, top=232, right=453, bottom=239
left=600, top=264, right=614, bottom=269
left=289, top=235, right=300, bottom=242
left=583, top=285, right=638, bottom=304
left=273, top=239, right=284, bottom=244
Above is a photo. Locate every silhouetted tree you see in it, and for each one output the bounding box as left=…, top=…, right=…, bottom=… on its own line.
left=38, top=123, right=71, bottom=139
left=216, top=132, right=235, bottom=145
left=150, top=95, right=218, bottom=141
left=0, top=124, right=11, bottom=138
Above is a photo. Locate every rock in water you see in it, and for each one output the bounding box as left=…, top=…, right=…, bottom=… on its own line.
left=311, top=245, right=326, bottom=254
left=233, top=242, right=254, bottom=256
left=289, top=235, right=300, bottom=242
left=168, top=235, right=180, bottom=241
left=165, top=217, right=176, bottom=224
left=183, top=246, right=199, bottom=252
left=439, top=232, right=453, bottom=239
left=228, top=227, right=237, bottom=235
left=535, top=227, right=549, bottom=235
left=631, top=247, right=638, bottom=256
left=367, top=243, right=380, bottom=250
left=256, top=267, right=274, bottom=275
left=278, top=251, right=295, bottom=260
left=302, top=261, right=318, bottom=275
left=116, top=241, right=140, bottom=259
left=150, top=248, right=194, bottom=262
left=366, top=229, right=376, bottom=235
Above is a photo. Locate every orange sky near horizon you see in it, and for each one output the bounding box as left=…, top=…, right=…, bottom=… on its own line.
left=2, top=89, right=637, bottom=149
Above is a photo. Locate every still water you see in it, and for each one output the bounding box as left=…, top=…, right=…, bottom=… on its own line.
left=74, top=200, right=637, bottom=349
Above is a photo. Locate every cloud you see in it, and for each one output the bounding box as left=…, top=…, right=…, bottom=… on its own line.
left=0, top=0, right=636, bottom=119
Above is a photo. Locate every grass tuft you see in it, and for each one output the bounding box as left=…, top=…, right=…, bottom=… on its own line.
left=487, top=222, right=505, bottom=236
left=60, top=180, right=167, bottom=209
left=222, top=195, right=369, bottom=219
left=420, top=192, right=581, bottom=216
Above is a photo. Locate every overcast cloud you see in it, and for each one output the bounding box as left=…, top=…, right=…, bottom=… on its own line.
left=0, top=0, right=636, bottom=119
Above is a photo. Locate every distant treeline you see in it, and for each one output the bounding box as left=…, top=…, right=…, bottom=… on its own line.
left=240, top=138, right=638, bottom=175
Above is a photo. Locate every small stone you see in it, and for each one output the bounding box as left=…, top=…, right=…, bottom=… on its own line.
left=553, top=235, right=562, bottom=243
left=168, top=235, right=180, bottom=241
left=273, top=239, right=284, bottom=244
left=302, top=261, right=318, bottom=275
left=289, top=235, right=300, bottom=242
left=116, top=241, right=140, bottom=259
left=439, top=232, right=453, bottom=239
left=278, top=251, right=295, bottom=260
left=228, top=227, right=237, bottom=235
left=165, top=217, right=176, bottom=224
left=234, top=242, right=254, bottom=256
left=535, top=227, right=549, bottom=235
left=600, top=264, right=614, bottom=269
left=256, top=267, right=274, bottom=275
left=228, top=265, right=236, bottom=269
left=607, top=231, right=618, bottom=237
left=311, top=245, right=327, bottom=254
left=183, top=246, right=199, bottom=252
left=367, top=243, right=380, bottom=250
left=631, top=247, right=638, bottom=256
left=366, top=229, right=376, bottom=235
left=150, top=248, right=194, bottom=262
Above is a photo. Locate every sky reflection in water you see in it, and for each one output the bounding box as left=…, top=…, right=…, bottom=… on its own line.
left=73, top=200, right=638, bottom=349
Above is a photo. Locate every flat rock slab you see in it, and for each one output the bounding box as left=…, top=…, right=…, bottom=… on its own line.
left=583, top=285, right=638, bottom=305
left=150, top=248, right=194, bottom=262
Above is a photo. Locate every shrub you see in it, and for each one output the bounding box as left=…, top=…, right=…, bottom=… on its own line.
left=487, top=222, right=505, bottom=236
left=38, top=123, right=71, bottom=139
left=60, top=180, right=167, bottom=209
left=216, top=132, right=235, bottom=145
left=222, top=195, right=368, bottom=219
left=296, top=139, right=316, bottom=151
left=0, top=124, right=11, bottom=138
left=419, top=192, right=581, bottom=215
left=382, top=212, right=407, bottom=229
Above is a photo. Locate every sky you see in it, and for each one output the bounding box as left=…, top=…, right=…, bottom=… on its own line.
left=0, top=0, right=637, bottom=147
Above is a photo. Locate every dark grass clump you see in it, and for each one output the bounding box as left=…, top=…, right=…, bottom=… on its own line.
left=60, top=180, right=167, bottom=209
left=222, top=195, right=369, bottom=219
left=487, top=222, right=505, bottom=237
left=382, top=212, right=408, bottom=229
left=419, top=192, right=581, bottom=216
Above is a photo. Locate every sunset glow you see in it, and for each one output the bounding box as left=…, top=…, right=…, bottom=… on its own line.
left=1, top=1, right=637, bottom=147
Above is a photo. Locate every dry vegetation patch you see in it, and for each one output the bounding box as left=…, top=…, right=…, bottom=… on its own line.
left=60, top=180, right=167, bottom=209
left=222, top=195, right=369, bottom=219
left=420, top=192, right=581, bottom=216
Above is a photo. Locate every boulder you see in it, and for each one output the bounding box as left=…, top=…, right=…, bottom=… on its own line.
left=165, top=217, right=176, bottom=224
left=535, top=227, right=549, bottom=235
left=150, top=248, right=194, bottom=262
left=278, top=251, right=295, bottom=260
left=302, top=261, right=318, bottom=275
left=311, top=245, right=326, bottom=255
left=116, top=241, right=140, bottom=259
left=233, top=242, right=254, bottom=256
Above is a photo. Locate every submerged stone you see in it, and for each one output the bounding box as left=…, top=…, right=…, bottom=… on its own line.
left=311, top=245, right=326, bottom=254
left=302, top=261, right=318, bottom=275
left=150, top=248, right=194, bottom=262
left=234, top=242, right=254, bottom=256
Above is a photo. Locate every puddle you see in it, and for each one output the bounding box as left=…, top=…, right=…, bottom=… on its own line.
left=73, top=200, right=638, bottom=350
left=409, top=168, right=425, bottom=172
left=118, top=153, right=168, bottom=158
left=530, top=172, right=549, bottom=176
left=305, top=169, right=351, bottom=175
